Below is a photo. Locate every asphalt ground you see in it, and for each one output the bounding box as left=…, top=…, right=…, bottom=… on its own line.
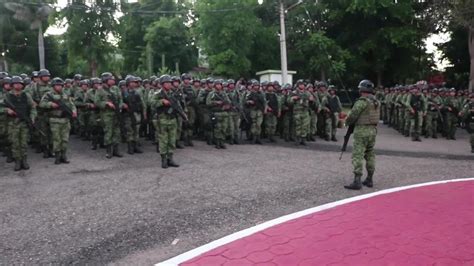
left=0, top=125, right=472, bottom=265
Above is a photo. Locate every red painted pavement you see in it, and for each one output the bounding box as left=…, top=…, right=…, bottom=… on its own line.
left=181, top=181, right=474, bottom=265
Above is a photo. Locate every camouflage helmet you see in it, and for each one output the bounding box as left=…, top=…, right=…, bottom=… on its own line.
left=38, top=69, right=51, bottom=77
left=449, top=88, right=456, bottom=92
left=306, top=83, right=314, bottom=89
left=101, top=72, right=114, bottom=82
left=91, top=78, right=101, bottom=85
left=192, top=78, right=201, bottom=84
left=328, top=85, right=337, bottom=92
left=227, top=79, right=235, bottom=85
left=222, top=82, right=229, bottom=87
left=261, top=81, right=268, bottom=87
left=358, top=79, right=375, bottom=93
left=0, top=71, right=8, bottom=79
left=119, top=80, right=126, bottom=87
left=206, top=77, right=214, bottom=84
left=51, top=77, right=64, bottom=86
left=31, top=71, right=39, bottom=78
left=74, top=74, right=82, bottom=80
left=20, top=73, right=28, bottom=79
left=316, top=81, right=327, bottom=88
left=250, top=79, right=259, bottom=86
left=296, top=79, right=305, bottom=86
left=171, top=76, right=180, bottom=83
left=200, top=79, right=207, bottom=84
left=2, top=77, right=11, bottom=85
left=10, top=76, right=24, bottom=85
left=214, top=79, right=224, bottom=85
left=143, top=79, right=150, bottom=85
left=65, top=78, right=73, bottom=84
left=181, top=73, right=192, bottom=81
left=283, top=83, right=292, bottom=90
left=160, top=74, right=172, bottom=84
left=24, top=77, right=31, bottom=85
left=125, top=75, right=136, bottom=85
left=273, top=80, right=280, bottom=87
left=432, top=88, right=439, bottom=93
left=80, top=79, right=89, bottom=86
left=150, top=75, right=158, bottom=81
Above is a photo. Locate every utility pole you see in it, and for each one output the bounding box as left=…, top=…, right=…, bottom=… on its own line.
left=279, top=0, right=288, bottom=84
left=279, top=0, right=303, bottom=85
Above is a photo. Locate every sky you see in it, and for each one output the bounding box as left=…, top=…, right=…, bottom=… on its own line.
left=45, top=0, right=451, bottom=71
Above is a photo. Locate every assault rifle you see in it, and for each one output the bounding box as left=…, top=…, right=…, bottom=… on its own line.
left=339, top=123, right=354, bottom=160
left=3, top=95, right=46, bottom=136
left=163, top=92, right=188, bottom=121
left=47, top=94, right=74, bottom=118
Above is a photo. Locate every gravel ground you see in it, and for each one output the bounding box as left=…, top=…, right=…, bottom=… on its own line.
left=0, top=125, right=472, bottom=265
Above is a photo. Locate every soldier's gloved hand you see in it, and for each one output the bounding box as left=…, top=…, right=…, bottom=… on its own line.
left=51, top=102, right=59, bottom=109
left=122, top=103, right=129, bottom=110
left=267, top=107, right=273, bottom=113
left=410, top=108, right=415, bottom=114
left=162, top=99, right=171, bottom=106
left=6, top=108, right=17, bottom=117
left=72, top=112, right=78, bottom=118
left=106, top=102, right=116, bottom=110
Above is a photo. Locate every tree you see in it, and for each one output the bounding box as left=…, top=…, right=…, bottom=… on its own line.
left=3, top=0, right=54, bottom=70
left=439, top=24, right=470, bottom=88
left=59, top=0, right=118, bottom=76
left=143, top=16, right=197, bottom=75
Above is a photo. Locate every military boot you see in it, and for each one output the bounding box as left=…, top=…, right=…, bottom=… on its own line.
left=167, top=154, right=180, bottom=167
left=54, top=152, right=61, bottom=165
left=21, top=157, right=30, bottom=170
left=43, top=147, right=51, bottom=159
left=133, top=142, right=143, bottom=154
left=34, top=144, right=43, bottom=153
left=161, top=154, right=168, bottom=169
left=176, top=141, right=184, bottom=149
left=113, top=144, right=123, bottom=157
left=219, top=140, right=227, bottom=149
left=344, top=175, right=362, bottom=190
left=233, top=136, right=240, bottom=145
left=106, top=145, right=113, bottom=159
left=91, top=138, right=98, bottom=150
left=269, top=135, right=276, bottom=143
left=300, top=137, right=307, bottom=146
left=6, top=150, right=14, bottom=163
left=14, top=160, right=22, bottom=171
left=61, top=151, right=70, bottom=164
left=127, top=142, right=134, bottom=155
left=255, top=136, right=262, bottom=145
left=215, top=139, right=221, bottom=149
left=331, top=136, right=338, bottom=142
left=362, top=174, right=373, bottom=188
left=156, top=144, right=160, bottom=153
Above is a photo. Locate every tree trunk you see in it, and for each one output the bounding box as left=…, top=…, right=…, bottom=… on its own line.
left=469, top=26, right=474, bottom=93
left=320, top=69, right=326, bottom=82
left=90, top=60, right=98, bottom=77
left=376, top=71, right=383, bottom=87
left=38, top=25, right=45, bottom=69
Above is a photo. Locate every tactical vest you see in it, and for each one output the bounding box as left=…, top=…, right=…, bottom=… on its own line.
left=266, top=93, right=278, bottom=114
left=247, top=91, right=265, bottom=111
left=410, top=95, right=422, bottom=111
left=356, top=97, right=380, bottom=126
left=198, top=90, right=210, bottom=105
left=124, top=90, right=142, bottom=113
left=328, top=96, right=340, bottom=113
left=8, top=93, right=30, bottom=121
left=155, top=90, right=175, bottom=117
left=209, top=92, right=228, bottom=112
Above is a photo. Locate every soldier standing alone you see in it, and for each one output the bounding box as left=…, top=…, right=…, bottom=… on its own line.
left=344, top=80, right=380, bottom=190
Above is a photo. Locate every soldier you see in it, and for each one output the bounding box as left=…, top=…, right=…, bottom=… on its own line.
left=171, top=76, right=185, bottom=149
left=33, top=69, right=53, bottom=158
left=443, top=88, right=460, bottom=140
left=2, top=76, right=14, bottom=163
left=0, top=72, right=10, bottom=158
left=459, top=93, right=474, bottom=153
left=227, top=79, right=243, bottom=144
left=150, top=75, right=181, bottom=169
left=316, top=81, right=329, bottom=138
left=307, top=83, right=320, bottom=142
left=206, top=79, right=231, bottom=149
left=4, top=76, right=37, bottom=171
left=425, top=88, right=442, bottom=138
left=245, top=80, right=266, bottom=144
left=85, top=78, right=102, bottom=150
left=39, top=78, right=77, bottom=165
left=181, top=73, right=197, bottom=146
left=280, top=84, right=294, bottom=142
left=344, top=80, right=380, bottom=190
left=289, top=80, right=311, bottom=145
left=94, top=72, right=124, bottom=159
left=322, top=85, right=342, bottom=141
left=74, top=79, right=89, bottom=140
left=264, top=81, right=281, bottom=142
left=197, top=78, right=214, bottom=144
left=122, top=76, right=146, bottom=154
left=405, top=86, right=425, bottom=141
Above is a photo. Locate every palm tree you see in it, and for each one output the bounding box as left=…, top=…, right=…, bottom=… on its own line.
left=4, top=2, right=54, bottom=69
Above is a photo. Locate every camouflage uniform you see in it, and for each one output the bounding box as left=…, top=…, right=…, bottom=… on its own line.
left=264, top=89, right=281, bottom=142
left=227, top=85, right=243, bottom=144
left=39, top=80, right=77, bottom=164
left=85, top=83, right=102, bottom=150
left=345, top=80, right=380, bottom=190
left=206, top=85, right=231, bottom=149
left=182, top=82, right=198, bottom=146
left=94, top=75, right=124, bottom=158
left=289, top=87, right=311, bottom=145
left=425, top=92, right=442, bottom=138
left=122, top=78, right=146, bottom=154
left=443, top=92, right=461, bottom=140
left=33, top=80, right=53, bottom=157
left=245, top=85, right=266, bottom=144
left=405, top=90, right=426, bottom=141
